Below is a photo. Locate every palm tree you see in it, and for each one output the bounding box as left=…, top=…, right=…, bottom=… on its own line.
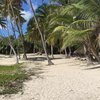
left=8, top=0, right=27, bottom=59
left=35, top=4, right=59, bottom=58
left=29, top=0, right=54, bottom=65
left=48, top=0, right=100, bottom=63
left=0, top=0, right=19, bottom=64
left=10, top=19, right=21, bottom=59
left=0, top=0, right=28, bottom=62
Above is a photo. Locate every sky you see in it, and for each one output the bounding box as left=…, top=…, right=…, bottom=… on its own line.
left=0, top=0, right=49, bottom=37
left=22, top=0, right=49, bottom=34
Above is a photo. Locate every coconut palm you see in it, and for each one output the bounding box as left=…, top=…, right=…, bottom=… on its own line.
left=29, top=0, right=54, bottom=65
left=4, top=0, right=28, bottom=59
left=48, top=0, right=100, bottom=63
left=0, top=0, right=28, bottom=62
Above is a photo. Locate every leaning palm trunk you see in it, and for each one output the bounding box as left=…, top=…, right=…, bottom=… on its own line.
left=16, top=19, right=27, bottom=60
left=9, top=0, right=27, bottom=60
left=9, top=42, right=19, bottom=64
left=6, top=19, right=19, bottom=64
left=10, top=20, right=20, bottom=59
left=29, top=0, right=54, bottom=65
left=2, top=31, right=19, bottom=64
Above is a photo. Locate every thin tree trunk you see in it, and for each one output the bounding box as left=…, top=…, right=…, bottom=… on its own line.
left=9, top=48, right=13, bottom=57
left=10, top=20, right=20, bottom=59
left=83, top=44, right=93, bottom=65
left=9, top=43, right=19, bottom=64
left=6, top=18, right=19, bottom=64
left=16, top=22, right=27, bottom=60
left=51, top=45, right=54, bottom=59
left=3, top=28, right=19, bottom=64
left=68, top=47, right=71, bottom=57
left=64, top=48, right=68, bottom=58
left=29, top=0, right=54, bottom=65
left=33, top=48, right=35, bottom=53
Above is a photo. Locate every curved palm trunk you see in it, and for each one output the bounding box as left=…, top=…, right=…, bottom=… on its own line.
left=29, top=0, right=54, bottom=65
left=16, top=20, right=27, bottom=60
left=2, top=32, right=19, bottom=64
left=9, top=43, right=19, bottom=64
left=10, top=20, right=20, bottom=59
left=9, top=0, right=27, bottom=60
left=6, top=19, right=19, bottom=64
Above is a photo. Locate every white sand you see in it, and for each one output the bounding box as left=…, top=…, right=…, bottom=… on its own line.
left=0, top=54, right=100, bottom=100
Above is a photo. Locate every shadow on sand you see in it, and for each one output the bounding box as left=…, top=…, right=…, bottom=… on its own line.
left=0, top=55, right=11, bottom=58
left=27, top=56, right=63, bottom=62
left=84, top=65, right=100, bottom=70
left=26, top=62, right=46, bottom=79
left=27, top=57, right=47, bottom=61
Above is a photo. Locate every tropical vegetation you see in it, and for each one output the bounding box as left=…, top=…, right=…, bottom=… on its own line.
left=0, top=0, right=100, bottom=64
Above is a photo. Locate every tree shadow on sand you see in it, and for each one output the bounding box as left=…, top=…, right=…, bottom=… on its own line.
left=84, top=65, right=100, bottom=70
left=27, top=57, right=47, bottom=61
left=27, top=56, right=63, bottom=62
left=25, top=63, right=45, bottom=79
left=0, top=55, right=11, bottom=58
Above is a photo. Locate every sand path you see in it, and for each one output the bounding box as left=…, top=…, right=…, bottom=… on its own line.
left=0, top=54, right=100, bottom=100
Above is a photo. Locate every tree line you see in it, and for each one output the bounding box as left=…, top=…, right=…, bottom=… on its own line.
left=0, top=0, right=100, bottom=65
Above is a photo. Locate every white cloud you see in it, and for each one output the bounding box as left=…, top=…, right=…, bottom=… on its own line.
left=21, top=10, right=33, bottom=22
left=21, top=2, right=38, bottom=22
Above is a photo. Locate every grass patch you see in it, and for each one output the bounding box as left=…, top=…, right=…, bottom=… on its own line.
left=0, top=64, right=28, bottom=95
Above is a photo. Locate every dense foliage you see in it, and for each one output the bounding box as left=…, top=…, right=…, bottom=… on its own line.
left=0, top=0, right=100, bottom=64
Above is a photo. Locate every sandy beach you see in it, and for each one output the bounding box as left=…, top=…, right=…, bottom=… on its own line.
left=0, top=54, right=100, bottom=100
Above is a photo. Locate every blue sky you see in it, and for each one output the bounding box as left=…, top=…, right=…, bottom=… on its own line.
left=0, top=0, right=49, bottom=37
left=22, top=0, right=50, bottom=34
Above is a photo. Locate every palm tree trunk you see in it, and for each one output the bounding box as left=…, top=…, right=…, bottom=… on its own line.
left=91, top=47, right=100, bottom=63
left=10, top=19, right=21, bottom=59
left=9, top=48, right=13, bottom=57
left=68, top=47, right=71, bottom=57
left=87, top=35, right=100, bottom=63
left=64, top=48, right=68, bottom=58
left=51, top=45, right=54, bottom=59
left=9, top=0, right=27, bottom=60
left=16, top=21, right=27, bottom=60
left=6, top=19, right=19, bottom=64
left=3, top=28, right=19, bottom=64
left=29, top=0, right=54, bottom=65
left=9, top=43, right=19, bottom=64
left=83, top=44, right=93, bottom=65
